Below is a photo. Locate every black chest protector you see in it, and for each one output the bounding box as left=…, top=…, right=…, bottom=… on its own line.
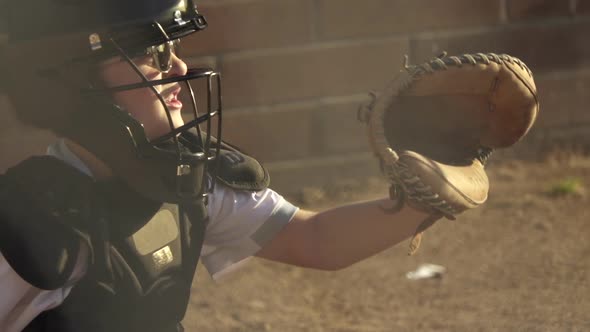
left=0, top=144, right=269, bottom=332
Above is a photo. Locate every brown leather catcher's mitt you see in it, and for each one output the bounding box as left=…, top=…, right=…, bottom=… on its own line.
left=358, top=52, right=539, bottom=254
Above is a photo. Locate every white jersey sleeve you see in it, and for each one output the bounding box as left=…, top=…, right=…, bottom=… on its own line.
left=200, top=182, right=299, bottom=280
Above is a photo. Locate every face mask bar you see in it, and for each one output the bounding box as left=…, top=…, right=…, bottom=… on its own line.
left=104, top=36, right=222, bottom=200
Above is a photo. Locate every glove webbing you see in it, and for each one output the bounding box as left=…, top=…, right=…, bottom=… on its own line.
left=403, top=52, right=533, bottom=78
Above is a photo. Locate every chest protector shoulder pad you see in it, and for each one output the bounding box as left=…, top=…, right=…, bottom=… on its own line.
left=179, top=131, right=270, bottom=192
left=0, top=156, right=91, bottom=289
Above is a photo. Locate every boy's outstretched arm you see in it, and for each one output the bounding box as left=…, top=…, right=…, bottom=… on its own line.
left=255, top=200, right=435, bottom=271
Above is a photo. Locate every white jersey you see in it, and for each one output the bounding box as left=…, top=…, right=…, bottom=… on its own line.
left=0, top=139, right=298, bottom=332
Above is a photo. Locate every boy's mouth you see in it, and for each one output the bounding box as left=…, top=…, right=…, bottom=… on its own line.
left=164, top=85, right=182, bottom=110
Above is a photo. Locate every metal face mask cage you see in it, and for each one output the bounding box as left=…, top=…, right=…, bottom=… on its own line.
left=93, top=28, right=222, bottom=202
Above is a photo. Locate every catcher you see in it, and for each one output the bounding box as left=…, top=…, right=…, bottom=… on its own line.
left=0, top=0, right=538, bottom=331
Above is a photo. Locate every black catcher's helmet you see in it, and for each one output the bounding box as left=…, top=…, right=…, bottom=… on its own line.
left=1, top=0, right=222, bottom=203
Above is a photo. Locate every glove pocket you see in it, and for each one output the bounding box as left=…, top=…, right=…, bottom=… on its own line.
left=397, top=150, right=489, bottom=215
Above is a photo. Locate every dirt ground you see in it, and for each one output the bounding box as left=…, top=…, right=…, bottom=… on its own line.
left=182, top=153, right=590, bottom=332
